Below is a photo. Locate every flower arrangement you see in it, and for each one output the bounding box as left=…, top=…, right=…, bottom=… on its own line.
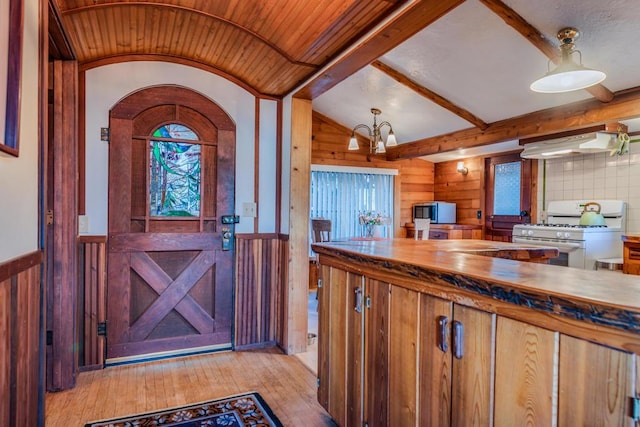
left=359, top=210, right=384, bottom=226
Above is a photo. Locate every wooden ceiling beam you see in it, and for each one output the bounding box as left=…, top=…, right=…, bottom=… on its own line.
left=294, top=0, right=465, bottom=100
left=478, top=0, right=614, bottom=103
left=372, top=60, right=488, bottom=130
left=386, top=86, right=640, bottom=160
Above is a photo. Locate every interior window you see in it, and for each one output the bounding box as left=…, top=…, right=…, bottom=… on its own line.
left=493, top=161, right=522, bottom=215
left=149, top=124, right=201, bottom=217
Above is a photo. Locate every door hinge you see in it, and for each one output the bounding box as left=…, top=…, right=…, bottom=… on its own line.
left=100, top=127, right=110, bottom=142
left=97, top=322, right=107, bottom=336
left=317, top=278, right=322, bottom=288
left=46, top=330, right=53, bottom=345
left=631, top=396, right=640, bottom=421
left=316, top=377, right=320, bottom=388
left=46, top=210, right=54, bottom=225
left=365, top=296, right=371, bottom=309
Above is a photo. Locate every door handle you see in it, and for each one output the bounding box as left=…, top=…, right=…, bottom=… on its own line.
left=354, top=287, right=362, bottom=313
left=437, top=316, right=449, bottom=353
left=221, top=227, right=232, bottom=251
left=453, top=320, right=464, bottom=359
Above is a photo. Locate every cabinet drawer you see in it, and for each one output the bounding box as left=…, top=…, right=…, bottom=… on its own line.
left=429, top=231, right=449, bottom=240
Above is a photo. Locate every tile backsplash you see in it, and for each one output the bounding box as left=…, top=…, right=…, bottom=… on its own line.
left=542, top=142, right=640, bottom=233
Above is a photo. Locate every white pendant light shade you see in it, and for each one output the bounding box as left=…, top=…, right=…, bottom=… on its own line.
left=530, top=27, right=605, bottom=94
left=375, top=139, right=386, bottom=154
left=385, top=131, right=397, bottom=147
left=348, top=135, right=359, bottom=150
left=530, top=63, right=606, bottom=93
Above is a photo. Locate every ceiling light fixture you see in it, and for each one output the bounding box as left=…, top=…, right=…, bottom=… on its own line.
left=348, top=108, right=397, bottom=154
left=530, top=27, right=606, bottom=93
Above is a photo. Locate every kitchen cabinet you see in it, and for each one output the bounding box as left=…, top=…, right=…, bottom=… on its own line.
left=404, top=223, right=482, bottom=240
left=623, top=235, right=640, bottom=275
left=315, top=244, right=637, bottom=426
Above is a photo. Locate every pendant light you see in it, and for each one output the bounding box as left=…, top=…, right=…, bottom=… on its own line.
left=348, top=108, right=397, bottom=154
left=530, top=27, right=606, bottom=93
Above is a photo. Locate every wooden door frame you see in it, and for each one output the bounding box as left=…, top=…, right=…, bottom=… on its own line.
left=46, top=60, right=78, bottom=391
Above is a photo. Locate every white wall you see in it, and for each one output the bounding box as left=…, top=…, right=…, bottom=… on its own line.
left=84, top=61, right=278, bottom=235
left=541, top=142, right=640, bottom=233
left=0, top=0, right=39, bottom=262
left=258, top=99, right=277, bottom=233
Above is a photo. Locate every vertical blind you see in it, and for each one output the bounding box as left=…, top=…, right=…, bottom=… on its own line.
left=310, top=169, right=394, bottom=239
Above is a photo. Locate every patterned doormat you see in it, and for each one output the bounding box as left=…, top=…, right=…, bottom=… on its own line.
left=85, top=392, right=283, bottom=426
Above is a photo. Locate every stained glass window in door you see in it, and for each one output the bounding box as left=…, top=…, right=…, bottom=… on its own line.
left=149, top=124, right=201, bottom=217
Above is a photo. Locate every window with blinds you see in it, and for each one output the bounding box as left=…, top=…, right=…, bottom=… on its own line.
left=310, top=167, right=395, bottom=240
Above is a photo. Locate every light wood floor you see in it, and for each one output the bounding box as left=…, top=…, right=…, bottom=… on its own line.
left=45, top=347, right=336, bottom=426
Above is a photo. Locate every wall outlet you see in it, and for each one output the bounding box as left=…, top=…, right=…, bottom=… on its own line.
left=242, top=202, right=257, bottom=217
left=476, top=210, right=482, bottom=219
left=78, top=215, right=89, bottom=233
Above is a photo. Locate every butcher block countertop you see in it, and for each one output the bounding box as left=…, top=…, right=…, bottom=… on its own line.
left=312, top=238, right=640, bottom=341
left=622, top=235, right=640, bottom=243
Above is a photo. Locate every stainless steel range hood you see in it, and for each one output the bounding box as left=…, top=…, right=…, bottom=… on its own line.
left=520, top=132, right=615, bottom=159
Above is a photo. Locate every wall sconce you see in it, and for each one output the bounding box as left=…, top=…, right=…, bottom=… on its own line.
left=456, top=161, right=468, bottom=175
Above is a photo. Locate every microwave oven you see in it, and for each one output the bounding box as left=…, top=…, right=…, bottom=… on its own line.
left=413, top=202, right=456, bottom=224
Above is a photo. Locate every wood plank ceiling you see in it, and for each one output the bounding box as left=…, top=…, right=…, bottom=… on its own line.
left=52, top=0, right=405, bottom=97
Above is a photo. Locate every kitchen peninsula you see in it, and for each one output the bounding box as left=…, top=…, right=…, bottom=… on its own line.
left=312, top=239, right=640, bottom=426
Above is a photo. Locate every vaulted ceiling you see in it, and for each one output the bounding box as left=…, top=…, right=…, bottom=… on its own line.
left=50, top=0, right=640, bottom=161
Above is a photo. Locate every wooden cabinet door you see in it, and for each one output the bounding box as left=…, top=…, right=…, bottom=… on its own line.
left=364, top=279, right=390, bottom=427
left=494, top=317, right=557, bottom=426
left=388, top=285, right=421, bottom=425
left=450, top=304, right=495, bottom=427
left=419, top=294, right=453, bottom=427
left=317, top=266, right=364, bottom=426
left=558, top=334, right=635, bottom=426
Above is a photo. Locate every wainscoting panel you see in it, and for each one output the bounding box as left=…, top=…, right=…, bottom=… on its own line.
left=235, top=234, right=288, bottom=349
left=0, top=251, right=43, bottom=427
left=77, top=236, right=107, bottom=370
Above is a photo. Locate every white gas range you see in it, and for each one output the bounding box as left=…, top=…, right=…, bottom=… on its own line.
left=512, top=200, right=626, bottom=270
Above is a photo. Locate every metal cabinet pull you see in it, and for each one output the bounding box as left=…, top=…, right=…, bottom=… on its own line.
left=354, top=287, right=362, bottom=313
left=437, top=316, right=449, bottom=353
left=453, top=320, right=464, bottom=359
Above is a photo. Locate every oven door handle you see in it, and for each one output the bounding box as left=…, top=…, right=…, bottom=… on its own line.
left=512, top=237, right=582, bottom=251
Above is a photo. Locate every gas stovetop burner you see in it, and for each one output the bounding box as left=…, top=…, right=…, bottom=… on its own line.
left=528, top=223, right=608, bottom=228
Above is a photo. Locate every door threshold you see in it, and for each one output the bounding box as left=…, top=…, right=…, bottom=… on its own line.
left=106, top=343, right=232, bottom=367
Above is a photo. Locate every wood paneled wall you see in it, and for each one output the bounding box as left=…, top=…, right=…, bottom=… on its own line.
left=312, top=111, right=435, bottom=235
left=77, top=236, right=107, bottom=370
left=434, top=157, right=484, bottom=226
left=234, top=234, right=288, bottom=349
left=0, top=251, right=43, bottom=427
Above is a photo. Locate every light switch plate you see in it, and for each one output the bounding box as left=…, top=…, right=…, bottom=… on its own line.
left=242, top=202, right=257, bottom=217
left=78, top=215, right=89, bottom=233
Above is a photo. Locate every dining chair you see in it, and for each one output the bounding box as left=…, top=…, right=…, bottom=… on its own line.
left=311, top=218, right=332, bottom=243
left=414, top=218, right=431, bottom=240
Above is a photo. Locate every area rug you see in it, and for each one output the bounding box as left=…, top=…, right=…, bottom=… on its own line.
left=85, top=392, right=283, bottom=427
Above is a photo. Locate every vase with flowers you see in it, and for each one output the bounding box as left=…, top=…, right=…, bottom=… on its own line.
left=359, top=210, right=384, bottom=238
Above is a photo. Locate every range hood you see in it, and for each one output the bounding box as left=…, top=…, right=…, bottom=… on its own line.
left=520, top=132, right=615, bottom=159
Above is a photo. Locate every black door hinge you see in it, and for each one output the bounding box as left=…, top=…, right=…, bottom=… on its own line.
left=46, top=330, right=53, bottom=345
left=97, top=322, right=107, bottom=336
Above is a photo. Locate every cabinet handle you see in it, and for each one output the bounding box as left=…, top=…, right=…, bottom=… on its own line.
left=453, top=320, right=464, bottom=359
left=437, top=316, right=449, bottom=353
left=354, top=287, right=362, bottom=313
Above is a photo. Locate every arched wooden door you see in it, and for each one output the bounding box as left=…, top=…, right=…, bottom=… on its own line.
left=107, top=86, right=236, bottom=361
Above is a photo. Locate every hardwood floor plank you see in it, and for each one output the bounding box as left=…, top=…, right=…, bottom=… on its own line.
left=45, top=348, right=335, bottom=426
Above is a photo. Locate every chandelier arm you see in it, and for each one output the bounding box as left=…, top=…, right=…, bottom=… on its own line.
left=351, top=124, right=373, bottom=137
left=378, top=121, right=394, bottom=132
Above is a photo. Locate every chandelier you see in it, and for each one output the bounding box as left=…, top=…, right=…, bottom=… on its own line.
left=347, top=108, right=397, bottom=154
left=530, top=27, right=606, bottom=93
